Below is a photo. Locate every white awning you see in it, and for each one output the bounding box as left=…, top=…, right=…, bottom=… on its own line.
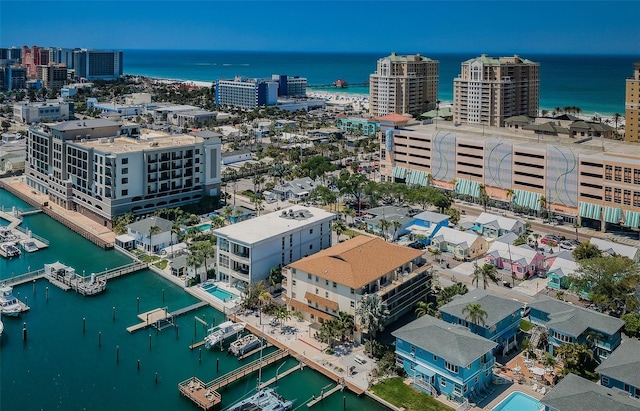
left=115, top=234, right=135, bottom=243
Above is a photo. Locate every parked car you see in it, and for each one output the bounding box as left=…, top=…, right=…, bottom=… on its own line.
left=540, top=234, right=561, bottom=245
left=408, top=242, right=427, bottom=250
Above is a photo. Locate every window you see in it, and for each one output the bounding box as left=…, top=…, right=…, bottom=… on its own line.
left=410, top=346, right=416, bottom=355
left=433, top=355, right=438, bottom=361
left=121, top=158, right=128, bottom=165
left=315, top=288, right=319, bottom=295
left=325, top=291, right=329, bottom=298
left=292, top=280, right=296, bottom=286
left=614, top=166, right=622, bottom=182
left=440, top=379, right=446, bottom=387
left=315, top=276, right=319, bottom=282
left=350, top=288, right=355, bottom=294
left=291, top=292, right=296, bottom=298
left=121, top=189, right=128, bottom=196
left=122, top=167, right=128, bottom=174
left=308, top=274, right=312, bottom=280
left=350, top=301, right=355, bottom=308
left=333, top=282, right=337, bottom=288
left=121, top=177, right=128, bottom=184
left=445, top=361, right=458, bottom=373
left=310, top=229, right=313, bottom=234
left=605, top=165, right=612, bottom=180
left=309, top=244, right=313, bottom=250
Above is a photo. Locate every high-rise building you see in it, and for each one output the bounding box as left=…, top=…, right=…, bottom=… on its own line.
left=21, top=45, right=49, bottom=78
left=215, top=76, right=279, bottom=109
left=369, top=53, right=439, bottom=118
left=453, top=54, right=539, bottom=127
left=271, top=74, right=307, bottom=97
left=52, top=47, right=76, bottom=69
left=0, top=65, right=26, bottom=91
left=0, top=47, right=22, bottom=62
left=72, top=49, right=123, bottom=80
left=625, top=62, right=640, bottom=142
left=37, top=64, right=68, bottom=90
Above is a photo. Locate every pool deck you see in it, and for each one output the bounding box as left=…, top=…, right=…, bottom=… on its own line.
left=473, top=383, right=543, bottom=410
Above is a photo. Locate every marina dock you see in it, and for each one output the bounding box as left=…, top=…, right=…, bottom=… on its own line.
left=178, top=349, right=289, bottom=410
left=306, top=383, right=344, bottom=408
left=127, top=301, right=209, bottom=333
left=258, top=362, right=302, bottom=389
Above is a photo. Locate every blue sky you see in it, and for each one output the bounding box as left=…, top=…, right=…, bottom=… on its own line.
left=2, top=1, right=639, bottom=54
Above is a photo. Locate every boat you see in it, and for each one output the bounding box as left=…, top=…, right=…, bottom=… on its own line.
left=20, top=240, right=39, bottom=253
left=204, top=320, right=245, bottom=349
left=227, top=388, right=293, bottom=411
left=229, top=334, right=261, bottom=357
left=0, top=242, right=21, bottom=258
left=44, top=262, right=107, bottom=296
left=0, top=228, right=17, bottom=242
left=0, top=315, right=4, bottom=336
left=0, top=285, right=29, bottom=316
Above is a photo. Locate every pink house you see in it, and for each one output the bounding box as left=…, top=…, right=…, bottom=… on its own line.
left=484, top=242, right=546, bottom=279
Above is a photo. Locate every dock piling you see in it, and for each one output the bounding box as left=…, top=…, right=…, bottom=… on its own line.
left=33, top=279, right=36, bottom=294
left=155, top=372, right=158, bottom=384
left=162, top=289, right=165, bottom=303
left=25, top=296, right=28, bottom=307
left=149, top=334, right=152, bottom=350
left=98, top=332, right=102, bottom=348
left=46, top=286, right=49, bottom=301
left=343, top=395, right=346, bottom=410
left=199, top=348, right=202, bottom=363
left=137, top=359, right=141, bottom=371
left=112, top=306, right=116, bottom=321
left=83, top=317, right=86, bottom=334
left=22, top=322, right=27, bottom=341
left=175, top=324, right=179, bottom=340
left=116, top=345, right=120, bottom=364
left=216, top=358, right=219, bottom=372
left=136, top=297, right=140, bottom=312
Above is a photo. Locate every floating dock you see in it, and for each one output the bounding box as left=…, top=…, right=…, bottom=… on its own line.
left=306, top=383, right=344, bottom=408
left=127, top=301, right=209, bottom=333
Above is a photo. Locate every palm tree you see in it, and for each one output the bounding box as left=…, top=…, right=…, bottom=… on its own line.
left=472, top=264, right=500, bottom=289
left=338, top=311, right=355, bottom=341
left=378, top=219, right=390, bottom=241
left=505, top=189, right=515, bottom=210
left=186, top=252, right=204, bottom=283
left=333, top=219, right=347, bottom=242
left=462, top=303, right=488, bottom=333
left=391, top=220, right=402, bottom=241
left=258, top=289, right=271, bottom=325
left=355, top=294, right=389, bottom=340
left=555, top=342, right=593, bottom=375
left=555, top=290, right=566, bottom=301
left=318, top=318, right=344, bottom=349
left=538, top=196, right=547, bottom=217
left=613, top=113, right=622, bottom=130
left=430, top=248, right=442, bottom=264
left=415, top=301, right=436, bottom=318
left=148, top=225, right=163, bottom=255
left=478, top=184, right=489, bottom=212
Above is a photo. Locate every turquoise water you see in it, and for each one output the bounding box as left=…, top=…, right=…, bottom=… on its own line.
left=202, top=284, right=238, bottom=302
left=198, top=223, right=212, bottom=232
left=492, top=391, right=542, bottom=411
left=0, top=188, right=389, bottom=411
left=124, top=50, right=633, bottom=114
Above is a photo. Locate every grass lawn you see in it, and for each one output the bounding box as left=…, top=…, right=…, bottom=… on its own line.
left=371, top=378, right=453, bottom=411
left=520, top=319, right=533, bottom=332
left=154, top=260, right=168, bottom=270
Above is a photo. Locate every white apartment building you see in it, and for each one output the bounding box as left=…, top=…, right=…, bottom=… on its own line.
left=212, top=206, right=335, bottom=289
left=14, top=100, right=73, bottom=124
left=284, top=235, right=430, bottom=342
left=369, top=52, right=439, bottom=117
left=26, top=119, right=221, bottom=228
left=453, top=54, right=539, bottom=127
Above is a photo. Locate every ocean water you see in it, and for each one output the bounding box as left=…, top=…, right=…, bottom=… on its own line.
left=0, top=189, right=388, bottom=411
left=124, top=49, right=634, bottom=115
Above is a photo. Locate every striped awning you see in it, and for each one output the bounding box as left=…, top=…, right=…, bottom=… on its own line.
left=455, top=178, right=480, bottom=197
left=603, top=207, right=622, bottom=224
left=579, top=201, right=602, bottom=220
left=513, top=189, right=542, bottom=211
left=406, top=170, right=429, bottom=186
left=623, top=210, right=640, bottom=228
left=392, top=166, right=407, bottom=179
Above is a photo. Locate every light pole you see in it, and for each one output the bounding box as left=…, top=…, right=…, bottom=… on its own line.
left=435, top=100, right=441, bottom=130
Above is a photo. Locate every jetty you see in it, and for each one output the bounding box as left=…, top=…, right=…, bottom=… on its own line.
left=306, top=383, right=344, bottom=408
left=127, top=301, right=209, bottom=333
left=178, top=349, right=289, bottom=410
left=258, top=362, right=302, bottom=389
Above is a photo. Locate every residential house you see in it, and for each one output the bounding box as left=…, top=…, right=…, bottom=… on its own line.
left=213, top=206, right=335, bottom=289
left=170, top=254, right=216, bottom=285
left=393, top=315, right=497, bottom=401
left=473, top=212, right=525, bottom=238
left=527, top=295, right=624, bottom=361
left=117, top=216, right=176, bottom=254
left=540, top=373, right=639, bottom=411
left=271, top=177, right=317, bottom=202
left=405, top=210, right=450, bottom=244
left=430, top=227, right=488, bottom=261
left=546, top=251, right=579, bottom=291
left=590, top=237, right=640, bottom=263
left=284, top=236, right=429, bottom=342
left=439, top=289, right=523, bottom=356
left=595, top=338, right=640, bottom=399
left=484, top=242, right=546, bottom=279
left=363, top=206, right=414, bottom=241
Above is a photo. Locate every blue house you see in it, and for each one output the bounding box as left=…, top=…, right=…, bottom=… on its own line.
left=439, top=289, right=523, bottom=356
left=541, top=373, right=639, bottom=411
left=595, top=339, right=640, bottom=400
left=393, top=315, right=497, bottom=402
left=406, top=210, right=450, bottom=244
left=527, top=296, right=624, bottom=361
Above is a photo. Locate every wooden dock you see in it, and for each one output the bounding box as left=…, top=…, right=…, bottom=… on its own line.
left=258, top=362, right=302, bottom=389
left=306, top=384, right=344, bottom=408
left=126, top=308, right=169, bottom=333
left=169, top=301, right=208, bottom=317
left=238, top=343, right=272, bottom=360
left=178, top=349, right=289, bottom=410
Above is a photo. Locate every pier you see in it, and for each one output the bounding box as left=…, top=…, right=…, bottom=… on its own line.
left=178, top=349, right=289, bottom=410
left=306, top=383, right=344, bottom=408
left=127, top=301, right=209, bottom=333
left=258, top=362, right=302, bottom=389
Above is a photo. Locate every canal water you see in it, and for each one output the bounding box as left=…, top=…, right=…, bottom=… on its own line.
left=0, top=189, right=388, bottom=411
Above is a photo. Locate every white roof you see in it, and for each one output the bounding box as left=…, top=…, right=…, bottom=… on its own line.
left=589, top=237, right=639, bottom=260
left=432, top=227, right=482, bottom=248
left=212, top=206, right=335, bottom=245
left=474, top=212, right=522, bottom=231
left=161, top=242, right=187, bottom=254
left=115, top=234, right=135, bottom=242
left=548, top=252, right=579, bottom=279
left=486, top=241, right=540, bottom=266
left=406, top=224, right=438, bottom=237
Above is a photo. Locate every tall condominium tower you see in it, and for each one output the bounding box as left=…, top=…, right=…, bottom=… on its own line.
left=72, top=49, right=123, bottom=80
left=369, top=53, right=439, bottom=118
left=625, top=62, right=640, bottom=142
left=453, top=55, right=539, bottom=127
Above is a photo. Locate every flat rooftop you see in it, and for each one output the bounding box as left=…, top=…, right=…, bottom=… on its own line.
left=73, top=133, right=203, bottom=153
left=212, top=206, right=335, bottom=245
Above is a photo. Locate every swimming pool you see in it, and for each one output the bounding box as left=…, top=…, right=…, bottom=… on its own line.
left=198, top=223, right=212, bottom=232
left=492, top=391, right=542, bottom=411
left=202, top=284, right=238, bottom=302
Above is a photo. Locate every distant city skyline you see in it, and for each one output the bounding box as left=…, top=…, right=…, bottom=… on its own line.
left=2, top=1, right=639, bottom=55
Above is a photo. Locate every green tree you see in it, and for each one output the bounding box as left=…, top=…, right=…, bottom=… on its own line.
left=445, top=207, right=461, bottom=225
left=186, top=252, right=204, bottom=283
left=355, top=294, right=389, bottom=339
left=338, top=311, right=355, bottom=340
left=414, top=301, right=436, bottom=318
left=318, top=318, right=344, bottom=349
left=462, top=303, right=488, bottom=333
left=621, top=312, right=640, bottom=338
left=147, top=225, right=163, bottom=254
left=378, top=219, right=390, bottom=241
left=436, top=282, right=468, bottom=307
left=572, top=242, right=602, bottom=261
left=478, top=184, right=490, bottom=212
left=555, top=342, right=595, bottom=378
left=472, top=264, right=500, bottom=289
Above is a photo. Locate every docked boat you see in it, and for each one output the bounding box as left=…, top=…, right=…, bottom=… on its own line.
left=227, top=388, right=293, bottom=411
left=204, top=321, right=245, bottom=349
left=0, top=285, right=29, bottom=316
left=44, top=262, right=107, bottom=296
left=20, top=240, right=39, bottom=253
left=0, top=317, right=3, bottom=337
left=229, top=334, right=261, bottom=356
left=0, top=228, right=17, bottom=242
left=0, top=242, right=21, bottom=258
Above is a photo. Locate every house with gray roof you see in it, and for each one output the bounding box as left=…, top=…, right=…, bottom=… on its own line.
left=406, top=210, right=450, bottom=244
left=117, top=216, right=176, bottom=254
left=363, top=206, right=414, bottom=241
left=528, top=295, right=624, bottom=361
left=546, top=251, right=579, bottom=291
left=439, top=289, right=523, bottom=356
left=590, top=237, right=640, bottom=263
left=271, top=177, right=317, bottom=202
left=430, top=227, right=489, bottom=261
left=595, top=338, right=640, bottom=400
left=393, top=315, right=497, bottom=401
left=473, top=212, right=525, bottom=238
left=541, top=373, right=639, bottom=411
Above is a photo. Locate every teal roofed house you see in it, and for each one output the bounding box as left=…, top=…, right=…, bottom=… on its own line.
left=546, top=251, right=578, bottom=291
left=595, top=338, right=640, bottom=400
left=393, top=315, right=497, bottom=404
left=527, top=296, right=624, bottom=361
left=438, top=289, right=523, bottom=356
left=540, top=373, right=639, bottom=411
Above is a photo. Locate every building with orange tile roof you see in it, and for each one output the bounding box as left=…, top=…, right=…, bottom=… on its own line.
left=284, top=235, right=431, bottom=342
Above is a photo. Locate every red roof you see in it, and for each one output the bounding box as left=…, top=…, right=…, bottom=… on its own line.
left=374, top=113, right=412, bottom=124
